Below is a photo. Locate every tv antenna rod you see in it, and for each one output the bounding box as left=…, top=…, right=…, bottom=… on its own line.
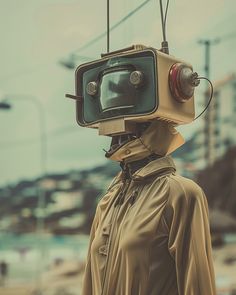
left=107, top=0, right=110, bottom=52
left=159, top=0, right=170, bottom=54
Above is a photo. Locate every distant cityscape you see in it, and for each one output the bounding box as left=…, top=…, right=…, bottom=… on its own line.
left=0, top=73, right=236, bottom=236
left=0, top=162, right=119, bottom=236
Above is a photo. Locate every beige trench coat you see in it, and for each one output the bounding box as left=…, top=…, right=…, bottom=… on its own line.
left=81, top=156, right=216, bottom=295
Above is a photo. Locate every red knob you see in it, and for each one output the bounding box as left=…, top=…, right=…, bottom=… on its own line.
left=169, top=63, right=199, bottom=103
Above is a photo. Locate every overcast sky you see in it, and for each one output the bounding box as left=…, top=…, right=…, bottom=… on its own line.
left=0, top=0, right=236, bottom=186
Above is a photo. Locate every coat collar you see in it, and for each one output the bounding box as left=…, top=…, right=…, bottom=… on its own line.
left=132, top=155, right=176, bottom=180
left=107, top=121, right=185, bottom=163
left=116, top=156, right=176, bottom=182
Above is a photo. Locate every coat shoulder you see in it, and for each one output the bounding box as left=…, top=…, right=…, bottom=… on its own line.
left=167, top=173, right=206, bottom=204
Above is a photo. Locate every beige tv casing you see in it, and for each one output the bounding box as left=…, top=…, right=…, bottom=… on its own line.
left=75, top=45, right=195, bottom=136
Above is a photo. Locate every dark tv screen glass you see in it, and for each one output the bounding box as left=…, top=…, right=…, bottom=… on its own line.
left=100, top=69, right=136, bottom=112
left=77, top=50, right=158, bottom=124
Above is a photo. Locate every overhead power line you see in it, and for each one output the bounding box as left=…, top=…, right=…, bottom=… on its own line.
left=72, top=0, right=152, bottom=53
left=218, top=31, right=236, bottom=42
left=1, top=2, right=235, bottom=82
left=0, top=0, right=152, bottom=82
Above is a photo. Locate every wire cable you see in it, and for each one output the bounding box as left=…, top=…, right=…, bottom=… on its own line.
left=159, top=0, right=170, bottom=53
left=163, top=0, right=170, bottom=38
left=74, top=0, right=152, bottom=53
left=0, top=0, right=151, bottom=82
left=159, top=0, right=166, bottom=41
left=194, top=77, right=214, bottom=121
left=159, top=0, right=170, bottom=42
left=219, top=31, right=236, bottom=42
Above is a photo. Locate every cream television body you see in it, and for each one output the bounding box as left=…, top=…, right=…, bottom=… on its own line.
left=69, top=45, right=197, bottom=136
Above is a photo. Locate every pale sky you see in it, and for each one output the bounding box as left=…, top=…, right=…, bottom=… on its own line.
left=0, top=0, right=236, bottom=186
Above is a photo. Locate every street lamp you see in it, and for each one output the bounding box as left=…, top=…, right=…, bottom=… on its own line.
left=0, top=95, right=47, bottom=176
left=0, top=94, right=47, bottom=290
left=0, top=101, right=11, bottom=109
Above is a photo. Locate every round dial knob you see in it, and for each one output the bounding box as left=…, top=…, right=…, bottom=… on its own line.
left=86, top=81, right=98, bottom=96
left=129, top=71, right=144, bottom=87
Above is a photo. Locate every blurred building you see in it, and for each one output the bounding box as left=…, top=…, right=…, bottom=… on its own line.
left=0, top=162, right=119, bottom=236
left=174, top=73, right=236, bottom=175
left=205, top=73, right=236, bottom=164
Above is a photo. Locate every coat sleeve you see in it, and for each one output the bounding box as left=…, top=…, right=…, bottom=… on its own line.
left=81, top=206, right=100, bottom=295
left=163, top=177, right=216, bottom=295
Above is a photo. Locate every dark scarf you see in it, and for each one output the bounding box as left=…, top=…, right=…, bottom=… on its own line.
left=120, top=153, right=161, bottom=179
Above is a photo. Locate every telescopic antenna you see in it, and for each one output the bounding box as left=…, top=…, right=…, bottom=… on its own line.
left=107, top=0, right=110, bottom=52
left=159, top=0, right=169, bottom=54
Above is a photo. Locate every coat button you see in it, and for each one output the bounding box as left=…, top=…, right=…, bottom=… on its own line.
left=125, top=149, right=131, bottom=155
left=102, top=224, right=111, bottom=236
left=99, top=245, right=108, bottom=256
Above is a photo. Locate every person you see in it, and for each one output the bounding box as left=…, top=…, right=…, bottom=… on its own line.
left=0, top=260, right=8, bottom=286
left=81, top=120, right=216, bottom=295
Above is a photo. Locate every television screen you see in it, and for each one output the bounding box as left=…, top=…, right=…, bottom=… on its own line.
left=76, top=50, right=158, bottom=125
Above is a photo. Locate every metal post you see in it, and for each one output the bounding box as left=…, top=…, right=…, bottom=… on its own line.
left=199, top=39, right=219, bottom=166
left=0, top=95, right=47, bottom=291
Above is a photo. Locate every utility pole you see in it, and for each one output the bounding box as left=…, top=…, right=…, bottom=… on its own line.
left=198, top=38, right=220, bottom=166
